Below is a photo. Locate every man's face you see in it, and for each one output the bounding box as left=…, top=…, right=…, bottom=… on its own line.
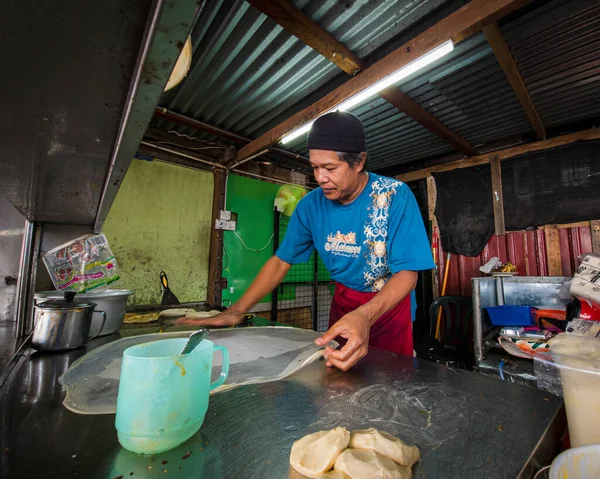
left=309, top=150, right=365, bottom=203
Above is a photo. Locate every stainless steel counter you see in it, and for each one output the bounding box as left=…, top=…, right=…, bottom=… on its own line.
left=0, top=327, right=564, bottom=479
left=0, top=322, right=18, bottom=378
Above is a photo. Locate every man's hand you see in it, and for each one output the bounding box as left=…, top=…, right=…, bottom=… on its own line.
left=315, top=309, right=371, bottom=371
left=175, top=309, right=245, bottom=328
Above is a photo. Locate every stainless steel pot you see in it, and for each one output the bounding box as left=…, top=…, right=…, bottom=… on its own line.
left=34, top=289, right=133, bottom=336
left=32, top=300, right=106, bottom=352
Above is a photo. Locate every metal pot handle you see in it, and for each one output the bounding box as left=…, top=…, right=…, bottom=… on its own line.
left=88, top=311, right=107, bottom=340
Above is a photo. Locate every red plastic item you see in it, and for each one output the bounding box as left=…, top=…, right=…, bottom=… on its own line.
left=567, top=297, right=600, bottom=322
left=533, top=309, right=566, bottom=321
left=533, top=309, right=566, bottom=332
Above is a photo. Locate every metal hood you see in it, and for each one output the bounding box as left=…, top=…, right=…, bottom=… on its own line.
left=0, top=0, right=202, bottom=230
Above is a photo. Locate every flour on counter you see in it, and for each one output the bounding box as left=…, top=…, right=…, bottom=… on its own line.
left=303, top=382, right=469, bottom=449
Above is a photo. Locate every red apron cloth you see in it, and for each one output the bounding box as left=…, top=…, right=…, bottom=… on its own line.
left=329, top=283, right=413, bottom=357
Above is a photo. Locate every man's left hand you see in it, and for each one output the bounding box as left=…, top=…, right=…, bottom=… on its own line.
left=315, top=310, right=371, bottom=371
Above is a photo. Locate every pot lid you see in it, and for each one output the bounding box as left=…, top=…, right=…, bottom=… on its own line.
left=35, top=299, right=97, bottom=311
left=34, top=289, right=134, bottom=299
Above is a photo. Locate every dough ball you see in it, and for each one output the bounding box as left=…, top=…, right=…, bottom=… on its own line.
left=334, top=449, right=412, bottom=479
left=184, top=310, right=220, bottom=319
left=317, top=471, right=349, bottom=478
left=290, top=428, right=350, bottom=478
left=289, top=467, right=349, bottom=479
left=349, top=428, right=420, bottom=467
left=158, top=308, right=195, bottom=318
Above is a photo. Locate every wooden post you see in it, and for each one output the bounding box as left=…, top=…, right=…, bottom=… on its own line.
left=591, top=220, right=600, bottom=254
left=489, top=154, right=506, bottom=236
left=427, top=176, right=440, bottom=299
left=544, top=225, right=563, bottom=276
left=206, top=166, right=228, bottom=306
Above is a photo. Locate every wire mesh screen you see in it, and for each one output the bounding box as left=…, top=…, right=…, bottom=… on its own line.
left=502, top=140, right=600, bottom=230
left=272, top=210, right=333, bottom=332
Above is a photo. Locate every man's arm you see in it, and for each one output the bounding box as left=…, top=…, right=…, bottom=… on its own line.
left=357, top=270, right=418, bottom=324
left=177, top=256, right=291, bottom=326
left=315, top=270, right=417, bottom=370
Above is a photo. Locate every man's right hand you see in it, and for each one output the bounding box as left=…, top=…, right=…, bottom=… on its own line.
left=175, top=309, right=245, bottom=328
left=175, top=256, right=291, bottom=329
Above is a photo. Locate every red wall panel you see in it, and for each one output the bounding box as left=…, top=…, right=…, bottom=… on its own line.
left=435, top=225, right=594, bottom=297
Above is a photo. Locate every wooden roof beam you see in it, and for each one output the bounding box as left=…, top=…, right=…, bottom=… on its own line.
left=154, top=107, right=309, bottom=164
left=246, top=0, right=363, bottom=75
left=237, top=0, right=531, bottom=164
left=247, top=0, right=477, bottom=156
left=396, top=127, right=600, bottom=183
left=483, top=23, right=546, bottom=139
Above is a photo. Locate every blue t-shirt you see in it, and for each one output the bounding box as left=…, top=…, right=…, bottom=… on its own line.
left=276, top=173, right=435, bottom=293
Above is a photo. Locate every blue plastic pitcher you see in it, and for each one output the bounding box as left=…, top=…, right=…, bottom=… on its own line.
left=115, top=337, right=229, bottom=454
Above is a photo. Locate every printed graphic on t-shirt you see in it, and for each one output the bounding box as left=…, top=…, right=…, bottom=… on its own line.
left=324, top=231, right=361, bottom=258
left=363, top=177, right=401, bottom=291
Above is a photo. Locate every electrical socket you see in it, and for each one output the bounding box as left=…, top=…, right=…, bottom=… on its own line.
left=215, top=219, right=237, bottom=231
left=219, top=210, right=238, bottom=222
left=224, top=220, right=236, bottom=231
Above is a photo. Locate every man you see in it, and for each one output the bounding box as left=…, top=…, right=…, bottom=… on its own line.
left=180, top=111, right=434, bottom=370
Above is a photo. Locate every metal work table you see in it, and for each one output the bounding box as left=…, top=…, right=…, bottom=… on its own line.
left=477, top=350, right=538, bottom=387
left=1, top=326, right=564, bottom=479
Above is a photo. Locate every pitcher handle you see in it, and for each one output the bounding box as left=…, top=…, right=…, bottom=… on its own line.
left=88, top=311, right=107, bottom=340
left=210, top=345, right=229, bottom=390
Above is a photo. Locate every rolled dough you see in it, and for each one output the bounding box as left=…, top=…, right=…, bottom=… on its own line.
left=290, top=428, right=350, bottom=478
left=158, top=308, right=195, bottom=318
left=184, top=310, right=221, bottom=319
left=334, top=449, right=412, bottom=479
left=349, top=428, right=420, bottom=467
left=123, top=312, right=158, bottom=324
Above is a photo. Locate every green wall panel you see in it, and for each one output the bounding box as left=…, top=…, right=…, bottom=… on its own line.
left=221, top=174, right=332, bottom=307
left=103, top=159, right=214, bottom=305
left=221, top=174, right=279, bottom=306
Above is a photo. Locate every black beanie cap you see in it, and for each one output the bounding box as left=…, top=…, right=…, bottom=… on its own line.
left=307, top=111, right=367, bottom=153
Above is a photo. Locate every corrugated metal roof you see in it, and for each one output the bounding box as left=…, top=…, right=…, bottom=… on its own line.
left=160, top=0, right=341, bottom=137
left=295, top=0, right=450, bottom=60
left=401, top=33, right=533, bottom=147
left=285, top=33, right=532, bottom=170
left=158, top=0, right=452, bottom=139
left=502, top=0, right=600, bottom=129
left=153, top=0, right=600, bottom=174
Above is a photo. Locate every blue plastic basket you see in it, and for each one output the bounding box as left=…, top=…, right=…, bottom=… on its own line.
left=485, top=306, right=536, bottom=326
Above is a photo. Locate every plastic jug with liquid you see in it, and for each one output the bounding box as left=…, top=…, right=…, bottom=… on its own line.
left=115, top=337, right=229, bottom=454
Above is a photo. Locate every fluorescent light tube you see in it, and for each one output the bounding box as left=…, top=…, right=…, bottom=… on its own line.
left=280, top=40, right=454, bottom=145
left=280, top=121, right=315, bottom=145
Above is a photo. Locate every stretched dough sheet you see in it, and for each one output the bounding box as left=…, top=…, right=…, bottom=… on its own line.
left=59, top=327, right=332, bottom=415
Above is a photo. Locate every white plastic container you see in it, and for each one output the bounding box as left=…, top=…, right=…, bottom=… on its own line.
left=549, top=334, right=600, bottom=447
left=550, top=445, right=600, bottom=479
